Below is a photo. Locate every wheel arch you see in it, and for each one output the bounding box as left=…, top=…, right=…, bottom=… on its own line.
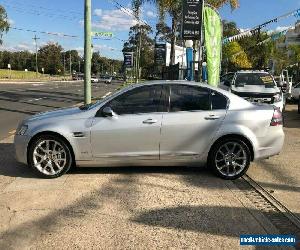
left=27, top=131, right=76, bottom=166
left=208, top=134, right=254, bottom=162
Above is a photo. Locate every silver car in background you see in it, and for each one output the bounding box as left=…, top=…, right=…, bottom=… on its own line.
left=14, top=81, right=284, bottom=179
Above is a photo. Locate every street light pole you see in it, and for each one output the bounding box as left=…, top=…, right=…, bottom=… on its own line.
left=33, top=34, right=40, bottom=77
left=84, top=0, right=92, bottom=104
left=69, top=53, right=72, bottom=76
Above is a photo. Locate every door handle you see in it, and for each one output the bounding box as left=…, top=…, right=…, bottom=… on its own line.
left=143, top=118, right=158, bottom=124
left=205, top=115, right=221, bottom=120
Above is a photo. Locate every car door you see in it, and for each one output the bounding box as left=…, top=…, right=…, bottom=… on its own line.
left=90, top=85, right=166, bottom=161
left=160, top=84, right=228, bottom=161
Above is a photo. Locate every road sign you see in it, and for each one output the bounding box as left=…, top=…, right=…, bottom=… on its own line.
left=92, top=31, right=114, bottom=39
left=182, top=0, right=203, bottom=39
left=124, top=52, right=133, bottom=68
left=155, top=44, right=166, bottom=66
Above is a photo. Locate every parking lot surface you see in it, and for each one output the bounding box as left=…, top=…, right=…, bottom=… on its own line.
left=0, top=81, right=299, bottom=249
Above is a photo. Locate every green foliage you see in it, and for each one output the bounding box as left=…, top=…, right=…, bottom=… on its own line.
left=91, top=52, right=122, bottom=75
left=206, top=0, right=239, bottom=10
left=38, top=42, right=64, bottom=75
left=123, top=24, right=155, bottom=78
left=223, top=41, right=252, bottom=71
left=0, top=5, right=9, bottom=45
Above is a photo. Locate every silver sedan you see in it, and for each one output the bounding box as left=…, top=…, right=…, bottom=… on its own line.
left=14, top=81, right=285, bottom=179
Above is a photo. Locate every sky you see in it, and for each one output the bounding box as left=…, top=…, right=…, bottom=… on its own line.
left=1, top=0, right=300, bottom=60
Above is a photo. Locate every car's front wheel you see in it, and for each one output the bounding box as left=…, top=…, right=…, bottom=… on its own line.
left=209, top=138, right=251, bottom=180
left=28, top=135, right=73, bottom=178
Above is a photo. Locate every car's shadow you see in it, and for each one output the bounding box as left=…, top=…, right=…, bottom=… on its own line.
left=0, top=141, right=213, bottom=179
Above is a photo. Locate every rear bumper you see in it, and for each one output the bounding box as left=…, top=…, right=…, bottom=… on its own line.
left=14, top=135, right=31, bottom=165
left=254, top=127, right=285, bottom=160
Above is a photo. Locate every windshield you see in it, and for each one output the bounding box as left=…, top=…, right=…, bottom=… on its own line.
left=235, top=73, right=275, bottom=87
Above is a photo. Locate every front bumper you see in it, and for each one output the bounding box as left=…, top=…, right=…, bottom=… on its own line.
left=14, top=134, right=31, bottom=165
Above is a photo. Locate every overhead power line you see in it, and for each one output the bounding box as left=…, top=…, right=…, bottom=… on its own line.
left=10, top=27, right=79, bottom=38
left=224, top=7, right=300, bottom=44
left=2, top=0, right=82, bottom=15
left=106, top=0, right=152, bottom=29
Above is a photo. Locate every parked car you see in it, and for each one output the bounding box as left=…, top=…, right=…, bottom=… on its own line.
left=14, top=81, right=284, bottom=179
left=91, top=76, right=99, bottom=83
left=72, top=73, right=84, bottom=80
left=220, top=70, right=285, bottom=111
left=99, top=76, right=113, bottom=84
left=291, top=83, right=300, bottom=101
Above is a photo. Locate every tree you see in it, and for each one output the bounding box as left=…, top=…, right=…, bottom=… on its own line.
left=38, top=42, right=63, bottom=75
left=63, top=50, right=81, bottom=74
left=155, top=22, right=172, bottom=43
left=222, top=20, right=239, bottom=37
left=132, top=0, right=240, bottom=66
left=206, top=0, right=239, bottom=10
left=0, top=5, right=9, bottom=45
left=123, top=24, right=154, bottom=78
left=223, top=41, right=252, bottom=71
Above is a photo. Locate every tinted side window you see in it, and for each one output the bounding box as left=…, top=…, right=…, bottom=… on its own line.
left=170, top=85, right=210, bottom=112
left=104, top=85, right=164, bottom=115
left=211, top=92, right=228, bottom=110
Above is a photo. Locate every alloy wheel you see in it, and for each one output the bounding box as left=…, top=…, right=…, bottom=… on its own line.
left=215, top=142, right=247, bottom=178
left=32, top=139, right=67, bottom=176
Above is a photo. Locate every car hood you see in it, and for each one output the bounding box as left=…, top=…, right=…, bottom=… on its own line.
left=24, top=107, right=83, bottom=123
left=232, top=85, right=279, bottom=95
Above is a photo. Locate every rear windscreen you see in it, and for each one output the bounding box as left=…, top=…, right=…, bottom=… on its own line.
left=235, top=73, right=275, bottom=87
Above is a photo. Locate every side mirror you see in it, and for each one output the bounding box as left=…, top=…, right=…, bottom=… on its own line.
left=102, top=107, right=115, bottom=117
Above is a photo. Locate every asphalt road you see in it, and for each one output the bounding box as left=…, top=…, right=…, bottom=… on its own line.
left=0, top=80, right=122, bottom=140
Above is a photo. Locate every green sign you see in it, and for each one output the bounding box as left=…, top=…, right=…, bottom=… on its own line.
left=204, top=7, right=222, bottom=87
left=92, top=31, right=114, bottom=39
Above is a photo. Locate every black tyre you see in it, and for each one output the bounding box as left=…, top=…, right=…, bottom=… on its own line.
left=28, top=135, right=73, bottom=178
left=208, top=138, right=251, bottom=180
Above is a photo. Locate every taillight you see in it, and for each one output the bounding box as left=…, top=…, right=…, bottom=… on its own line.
left=270, top=108, right=283, bottom=126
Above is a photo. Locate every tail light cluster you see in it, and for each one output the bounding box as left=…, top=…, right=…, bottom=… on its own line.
left=270, top=108, right=283, bottom=126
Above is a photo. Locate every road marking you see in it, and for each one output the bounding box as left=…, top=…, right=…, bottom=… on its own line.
left=9, top=129, right=16, bottom=135
left=27, top=97, right=45, bottom=102
left=32, top=83, right=44, bottom=86
left=102, top=92, right=112, bottom=98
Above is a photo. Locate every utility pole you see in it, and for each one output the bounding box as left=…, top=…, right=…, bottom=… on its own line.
left=63, top=53, right=66, bottom=79
left=69, top=53, right=72, bottom=75
left=84, top=0, right=92, bottom=104
left=32, top=34, right=40, bottom=77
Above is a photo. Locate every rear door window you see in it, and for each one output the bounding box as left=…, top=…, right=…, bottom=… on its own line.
left=169, top=85, right=210, bottom=112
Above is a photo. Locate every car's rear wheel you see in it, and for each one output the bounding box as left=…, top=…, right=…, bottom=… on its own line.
left=28, top=135, right=73, bottom=178
left=209, top=138, right=251, bottom=180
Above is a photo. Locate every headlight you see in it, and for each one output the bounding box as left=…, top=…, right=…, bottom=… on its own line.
left=17, top=125, right=28, bottom=136
left=273, top=93, right=282, bottom=102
